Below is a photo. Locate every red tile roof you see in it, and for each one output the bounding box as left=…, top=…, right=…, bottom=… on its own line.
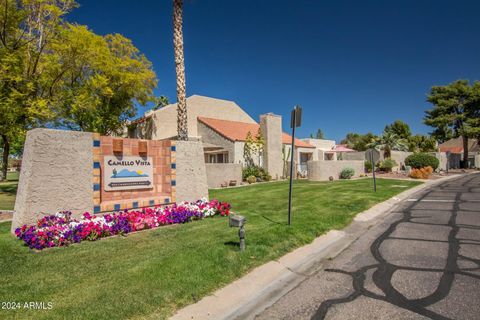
left=198, top=117, right=315, bottom=148
left=439, top=146, right=463, bottom=153
left=438, top=137, right=479, bottom=154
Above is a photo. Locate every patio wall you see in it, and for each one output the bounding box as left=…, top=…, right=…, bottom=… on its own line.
left=430, top=152, right=448, bottom=171
left=307, top=160, right=365, bottom=181
left=205, top=163, right=242, bottom=188
left=343, top=151, right=365, bottom=161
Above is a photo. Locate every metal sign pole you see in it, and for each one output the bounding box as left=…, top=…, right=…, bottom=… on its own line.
left=287, top=105, right=302, bottom=226
left=370, top=151, right=376, bottom=192
left=287, top=110, right=296, bottom=226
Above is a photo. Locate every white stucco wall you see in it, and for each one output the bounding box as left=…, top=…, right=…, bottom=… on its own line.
left=307, top=160, right=365, bottom=181
left=302, top=138, right=336, bottom=150
left=260, top=113, right=283, bottom=179
left=198, top=122, right=235, bottom=162
left=205, top=163, right=242, bottom=188
left=175, top=140, right=209, bottom=202
left=136, top=95, right=257, bottom=140
left=12, top=129, right=94, bottom=232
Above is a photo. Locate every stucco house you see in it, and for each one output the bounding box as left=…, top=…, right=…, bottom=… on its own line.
left=439, top=137, right=480, bottom=168
left=128, top=95, right=317, bottom=178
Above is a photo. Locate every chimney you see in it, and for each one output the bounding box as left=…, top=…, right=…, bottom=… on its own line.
left=260, top=113, right=283, bottom=179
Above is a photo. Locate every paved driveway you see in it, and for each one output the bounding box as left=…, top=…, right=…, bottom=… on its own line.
left=256, top=174, right=480, bottom=320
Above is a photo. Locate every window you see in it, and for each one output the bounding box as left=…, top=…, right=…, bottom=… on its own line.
left=205, top=152, right=229, bottom=163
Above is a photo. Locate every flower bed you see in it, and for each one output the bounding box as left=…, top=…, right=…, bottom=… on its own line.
left=15, top=199, right=231, bottom=250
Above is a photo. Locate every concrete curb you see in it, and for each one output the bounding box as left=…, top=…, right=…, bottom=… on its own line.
left=169, top=174, right=471, bottom=320
left=354, top=174, right=464, bottom=222
left=171, top=230, right=345, bottom=320
left=0, top=210, right=13, bottom=222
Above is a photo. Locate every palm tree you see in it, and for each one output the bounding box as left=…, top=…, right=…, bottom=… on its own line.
left=368, top=132, right=408, bottom=158
left=173, top=0, right=188, bottom=140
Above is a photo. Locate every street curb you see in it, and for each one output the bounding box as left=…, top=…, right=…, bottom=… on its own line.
left=354, top=174, right=464, bottom=222
left=169, top=173, right=472, bottom=320
left=170, top=230, right=346, bottom=320
left=0, top=210, right=13, bottom=222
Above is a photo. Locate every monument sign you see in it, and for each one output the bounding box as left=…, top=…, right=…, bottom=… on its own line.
left=103, top=156, right=153, bottom=191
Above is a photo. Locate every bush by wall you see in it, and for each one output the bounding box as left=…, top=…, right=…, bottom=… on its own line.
left=405, top=153, right=439, bottom=170
left=377, top=159, right=398, bottom=172
left=340, top=167, right=355, bottom=179
left=365, top=160, right=373, bottom=173
left=242, top=165, right=267, bottom=181
left=246, top=175, right=257, bottom=184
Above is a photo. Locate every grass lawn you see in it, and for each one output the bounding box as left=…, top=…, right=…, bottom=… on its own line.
left=0, top=172, right=19, bottom=210
left=0, top=178, right=421, bottom=319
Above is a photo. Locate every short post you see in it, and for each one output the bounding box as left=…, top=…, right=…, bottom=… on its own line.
left=446, top=151, right=450, bottom=174
left=229, top=214, right=246, bottom=251
left=370, top=151, right=376, bottom=192
left=239, top=225, right=245, bottom=251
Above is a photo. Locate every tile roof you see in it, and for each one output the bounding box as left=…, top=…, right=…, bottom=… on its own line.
left=439, top=137, right=480, bottom=153
left=198, top=117, right=315, bottom=148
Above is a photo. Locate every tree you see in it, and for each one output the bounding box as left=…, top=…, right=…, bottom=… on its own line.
left=0, top=0, right=77, bottom=180
left=173, top=0, right=188, bottom=140
left=51, top=25, right=157, bottom=135
left=424, top=80, right=480, bottom=168
left=243, top=129, right=264, bottom=167
left=310, top=128, right=324, bottom=139
left=384, top=120, right=411, bottom=140
left=341, top=132, right=377, bottom=151
left=0, top=1, right=158, bottom=180
left=407, top=134, right=437, bottom=153
left=153, top=96, right=169, bottom=110
left=368, top=131, right=408, bottom=158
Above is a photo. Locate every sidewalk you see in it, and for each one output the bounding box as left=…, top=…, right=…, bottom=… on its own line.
left=170, top=174, right=467, bottom=320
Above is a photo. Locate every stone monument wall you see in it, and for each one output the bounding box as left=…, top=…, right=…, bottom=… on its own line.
left=12, top=129, right=208, bottom=233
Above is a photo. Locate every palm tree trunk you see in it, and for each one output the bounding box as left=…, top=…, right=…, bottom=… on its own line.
left=462, top=135, right=469, bottom=168
left=1, top=134, right=10, bottom=181
left=173, top=0, right=188, bottom=141
left=384, top=145, right=391, bottom=159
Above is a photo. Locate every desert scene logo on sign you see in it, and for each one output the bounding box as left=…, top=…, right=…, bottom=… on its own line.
left=104, top=156, right=153, bottom=191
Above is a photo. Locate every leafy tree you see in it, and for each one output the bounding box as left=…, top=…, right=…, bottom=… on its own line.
left=310, top=128, right=324, bottom=139
left=368, top=131, right=408, bottom=158
left=51, top=24, right=157, bottom=135
left=173, top=0, right=188, bottom=140
left=0, top=0, right=158, bottom=180
left=407, top=134, right=437, bottom=152
left=341, top=132, right=377, bottom=151
left=0, top=0, right=77, bottom=180
left=153, top=96, right=169, bottom=110
left=424, top=80, right=480, bottom=168
left=384, top=120, right=411, bottom=139
left=243, top=129, right=264, bottom=167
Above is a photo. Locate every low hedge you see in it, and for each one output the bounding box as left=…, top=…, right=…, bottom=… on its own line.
left=405, top=153, right=439, bottom=170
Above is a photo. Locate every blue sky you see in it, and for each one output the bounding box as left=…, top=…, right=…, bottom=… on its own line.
left=67, top=0, right=480, bottom=142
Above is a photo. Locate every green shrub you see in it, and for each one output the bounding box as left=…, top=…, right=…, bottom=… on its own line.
left=365, top=160, right=373, bottom=173
left=377, top=159, right=397, bottom=172
left=246, top=175, right=257, bottom=184
left=340, top=167, right=355, bottom=179
left=405, top=153, right=439, bottom=170
left=242, top=166, right=267, bottom=180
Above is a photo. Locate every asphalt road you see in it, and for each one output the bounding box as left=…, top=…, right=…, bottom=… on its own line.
left=256, top=174, right=480, bottom=320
